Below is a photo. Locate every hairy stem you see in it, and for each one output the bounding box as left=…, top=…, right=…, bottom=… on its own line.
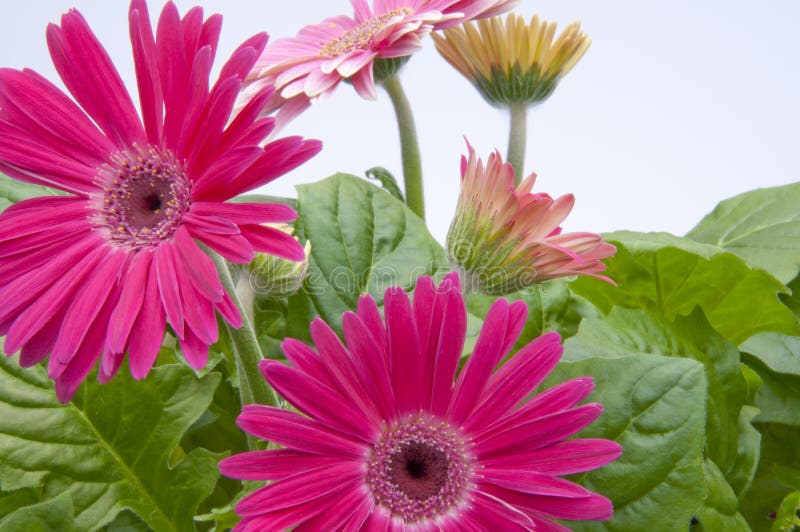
left=507, top=102, right=528, bottom=184
left=382, top=74, right=425, bottom=219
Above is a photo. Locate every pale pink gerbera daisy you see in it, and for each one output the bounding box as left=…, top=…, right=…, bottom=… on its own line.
left=221, top=273, right=621, bottom=530
left=243, top=0, right=517, bottom=124
left=0, top=1, right=321, bottom=402
left=447, top=143, right=616, bottom=295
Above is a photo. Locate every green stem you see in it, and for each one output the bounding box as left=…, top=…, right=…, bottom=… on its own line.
left=507, top=102, right=528, bottom=185
left=381, top=74, right=425, bottom=220
left=210, top=252, right=278, bottom=409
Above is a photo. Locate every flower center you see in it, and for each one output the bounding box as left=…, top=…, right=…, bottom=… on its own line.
left=319, top=8, right=411, bottom=57
left=94, top=148, right=191, bottom=249
left=367, top=415, right=473, bottom=524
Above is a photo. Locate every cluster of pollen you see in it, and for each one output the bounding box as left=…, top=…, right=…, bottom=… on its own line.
left=367, top=414, right=473, bottom=525
left=319, top=8, right=411, bottom=56
left=93, top=148, right=192, bottom=249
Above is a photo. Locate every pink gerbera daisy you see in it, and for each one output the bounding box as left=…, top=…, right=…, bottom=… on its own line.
left=0, top=1, right=321, bottom=402
left=243, top=0, right=518, bottom=124
left=221, top=273, right=621, bottom=530
left=447, top=143, right=616, bottom=295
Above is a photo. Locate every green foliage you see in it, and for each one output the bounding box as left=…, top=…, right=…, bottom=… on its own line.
left=565, top=308, right=749, bottom=496
left=0, top=353, right=220, bottom=531
left=546, top=355, right=707, bottom=531
left=687, top=182, right=800, bottom=284
left=466, top=279, right=598, bottom=349
left=0, top=493, right=75, bottom=532
left=571, top=231, right=800, bottom=344
left=365, top=167, right=405, bottom=202
left=295, top=173, right=447, bottom=331
left=741, top=334, right=800, bottom=427
left=771, top=491, right=800, bottom=532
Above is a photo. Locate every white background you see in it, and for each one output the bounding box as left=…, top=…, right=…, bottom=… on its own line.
left=1, top=1, right=798, bottom=243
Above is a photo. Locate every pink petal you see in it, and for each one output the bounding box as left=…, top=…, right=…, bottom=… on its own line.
left=481, top=439, right=623, bottom=476
left=47, top=11, right=145, bottom=148
left=191, top=201, right=298, bottom=226
left=219, top=449, right=343, bottom=481
left=106, top=250, right=152, bottom=354
left=173, top=227, right=223, bottom=303
left=239, top=224, right=306, bottom=261
left=385, top=286, right=422, bottom=413
left=127, top=260, right=167, bottom=380
left=154, top=243, right=185, bottom=339
left=179, top=326, right=210, bottom=369
left=480, top=470, right=591, bottom=498
left=236, top=404, right=366, bottom=459
left=236, top=463, right=362, bottom=516
left=129, top=0, right=163, bottom=144
left=448, top=298, right=510, bottom=423
left=260, top=360, right=374, bottom=441
left=342, top=311, right=396, bottom=420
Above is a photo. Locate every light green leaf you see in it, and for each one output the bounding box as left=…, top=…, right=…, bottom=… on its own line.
left=781, top=274, right=800, bottom=321
left=687, top=182, right=800, bottom=284
left=741, top=334, right=800, bottom=427
left=693, top=460, right=750, bottom=531
left=0, top=354, right=221, bottom=531
left=0, top=173, right=64, bottom=205
left=295, top=173, right=446, bottom=330
left=565, top=307, right=746, bottom=479
left=571, top=231, right=800, bottom=344
left=545, top=355, right=707, bottom=531
left=0, top=493, right=74, bottom=532
left=771, top=491, right=800, bottom=532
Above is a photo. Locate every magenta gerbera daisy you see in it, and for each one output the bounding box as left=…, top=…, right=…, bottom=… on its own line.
left=221, top=273, right=621, bottom=530
left=243, top=0, right=518, bottom=123
left=0, top=1, right=321, bottom=402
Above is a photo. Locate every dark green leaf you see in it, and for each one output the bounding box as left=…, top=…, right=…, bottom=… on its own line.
left=729, top=406, right=762, bottom=500
left=571, top=231, right=800, bottom=344
left=0, top=352, right=221, bottom=531
left=781, top=274, right=800, bottom=321
left=365, top=167, right=404, bottom=202
left=687, top=182, right=800, bottom=284
left=546, top=355, right=707, bottom=531
left=295, top=173, right=446, bottom=330
left=0, top=493, right=74, bottom=532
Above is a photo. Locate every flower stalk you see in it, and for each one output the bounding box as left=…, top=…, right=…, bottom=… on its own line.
left=211, top=251, right=278, bottom=410
left=381, top=74, right=425, bottom=220
left=507, top=101, right=528, bottom=184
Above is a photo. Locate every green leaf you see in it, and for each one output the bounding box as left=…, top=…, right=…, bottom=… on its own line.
left=295, top=173, right=446, bottom=330
left=365, top=167, right=405, bottom=202
left=0, top=174, right=64, bottom=206
left=693, top=460, right=750, bottom=531
left=0, top=488, right=40, bottom=518
left=780, top=274, right=800, bottom=321
left=0, top=493, right=74, bottom=532
left=545, top=355, right=707, bottom=531
left=730, top=406, right=762, bottom=501
left=687, top=182, right=800, bottom=284
left=571, top=231, right=800, bottom=344
left=741, top=334, right=800, bottom=427
left=564, top=307, right=746, bottom=485
left=0, top=353, right=221, bottom=531
left=466, top=279, right=598, bottom=349
left=741, top=424, right=800, bottom=531
left=771, top=491, right=800, bottom=532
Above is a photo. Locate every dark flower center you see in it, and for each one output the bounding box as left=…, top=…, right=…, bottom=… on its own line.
left=389, top=442, right=449, bottom=500
left=367, top=415, right=473, bottom=524
left=94, top=148, right=191, bottom=249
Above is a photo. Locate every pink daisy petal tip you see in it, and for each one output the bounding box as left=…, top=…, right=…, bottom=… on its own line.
left=222, top=274, right=620, bottom=529
left=0, top=1, right=317, bottom=401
